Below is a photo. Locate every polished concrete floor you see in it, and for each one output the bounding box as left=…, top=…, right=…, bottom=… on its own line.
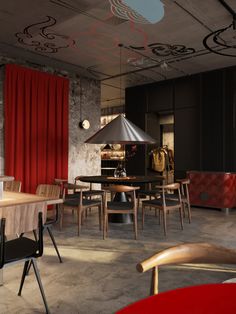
left=1, top=206, right=236, bottom=313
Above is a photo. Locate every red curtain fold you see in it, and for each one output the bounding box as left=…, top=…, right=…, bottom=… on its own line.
left=4, top=64, right=69, bottom=193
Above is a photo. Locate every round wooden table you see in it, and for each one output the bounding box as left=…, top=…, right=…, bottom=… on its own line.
left=116, top=283, right=236, bottom=314
left=79, top=175, right=163, bottom=186
left=79, top=175, right=163, bottom=223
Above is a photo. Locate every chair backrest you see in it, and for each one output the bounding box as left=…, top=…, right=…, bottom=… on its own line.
left=156, top=182, right=182, bottom=206
left=104, top=185, right=139, bottom=205
left=3, top=180, right=22, bottom=192
left=62, top=182, right=88, bottom=199
left=74, top=176, right=91, bottom=191
left=54, top=178, right=68, bottom=197
left=176, top=178, right=190, bottom=199
left=0, top=212, right=44, bottom=268
left=36, top=184, right=60, bottom=198
left=104, top=185, right=140, bottom=193
left=136, top=242, right=236, bottom=295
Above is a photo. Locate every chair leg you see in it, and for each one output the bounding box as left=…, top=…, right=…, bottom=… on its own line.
left=142, top=205, right=145, bottom=229
left=106, top=213, right=108, bottom=234
left=149, top=196, right=152, bottom=211
left=179, top=207, right=184, bottom=230
left=31, top=259, right=51, bottom=314
left=26, top=260, right=32, bottom=276
left=46, top=226, right=63, bottom=263
left=163, top=210, right=167, bottom=236
left=182, top=201, right=186, bottom=218
left=0, top=269, right=3, bottom=286
left=103, top=213, right=107, bottom=239
left=18, top=260, right=30, bottom=296
left=60, top=205, right=64, bottom=230
left=133, top=212, right=138, bottom=240
left=186, top=202, right=192, bottom=223
left=77, top=207, right=82, bottom=236
left=81, top=210, right=85, bottom=225
left=137, top=195, right=140, bottom=211
left=98, top=205, right=102, bottom=231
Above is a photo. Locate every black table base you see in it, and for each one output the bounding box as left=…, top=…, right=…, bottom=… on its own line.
left=108, top=192, right=133, bottom=224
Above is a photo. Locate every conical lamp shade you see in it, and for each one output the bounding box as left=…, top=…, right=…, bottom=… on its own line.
left=85, top=114, right=156, bottom=144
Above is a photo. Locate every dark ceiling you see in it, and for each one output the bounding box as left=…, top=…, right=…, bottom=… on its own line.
left=0, top=0, right=235, bottom=108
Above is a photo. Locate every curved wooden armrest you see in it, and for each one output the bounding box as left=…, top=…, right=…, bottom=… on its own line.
left=155, top=183, right=180, bottom=189
left=103, top=185, right=140, bottom=193
left=136, top=242, right=236, bottom=273
left=176, top=178, right=190, bottom=184
left=64, top=183, right=88, bottom=190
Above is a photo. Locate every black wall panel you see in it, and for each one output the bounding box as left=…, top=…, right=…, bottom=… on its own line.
left=125, top=86, right=147, bottom=176
left=175, top=107, right=200, bottom=178
left=201, top=70, right=224, bottom=171
left=147, top=81, right=173, bottom=112
left=126, top=64, right=236, bottom=177
left=174, top=75, right=200, bottom=109
left=224, top=68, right=236, bottom=171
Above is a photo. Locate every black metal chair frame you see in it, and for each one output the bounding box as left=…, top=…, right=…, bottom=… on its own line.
left=36, top=184, right=63, bottom=263
left=0, top=212, right=50, bottom=313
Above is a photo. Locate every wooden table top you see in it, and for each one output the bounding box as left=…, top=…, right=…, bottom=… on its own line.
left=79, top=175, right=164, bottom=185
left=0, top=191, right=62, bottom=207
left=0, top=191, right=63, bottom=235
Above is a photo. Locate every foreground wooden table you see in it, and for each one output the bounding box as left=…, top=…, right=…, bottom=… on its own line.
left=0, top=191, right=63, bottom=235
left=0, top=191, right=63, bottom=285
left=116, top=283, right=236, bottom=314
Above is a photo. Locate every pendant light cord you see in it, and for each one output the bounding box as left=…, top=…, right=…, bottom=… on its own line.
left=80, top=79, right=82, bottom=121
left=118, top=43, right=125, bottom=115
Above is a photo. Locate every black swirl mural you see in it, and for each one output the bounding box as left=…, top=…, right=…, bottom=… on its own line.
left=15, top=16, right=75, bottom=53
left=130, top=43, right=195, bottom=57
left=203, top=23, right=236, bottom=57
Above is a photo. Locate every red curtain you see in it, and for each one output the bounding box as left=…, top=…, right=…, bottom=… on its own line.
left=4, top=64, right=69, bottom=193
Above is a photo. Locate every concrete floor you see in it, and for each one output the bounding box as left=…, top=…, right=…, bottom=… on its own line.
left=1, top=206, right=236, bottom=313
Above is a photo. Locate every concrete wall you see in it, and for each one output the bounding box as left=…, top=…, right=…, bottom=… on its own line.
left=0, top=56, right=101, bottom=183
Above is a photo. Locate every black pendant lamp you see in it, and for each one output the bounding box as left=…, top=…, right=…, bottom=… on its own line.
left=85, top=44, right=156, bottom=145
left=85, top=114, right=156, bottom=144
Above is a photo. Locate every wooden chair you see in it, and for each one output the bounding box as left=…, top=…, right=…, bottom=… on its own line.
left=74, top=176, right=104, bottom=203
left=3, top=180, right=21, bottom=192
left=178, top=178, right=191, bottom=222
left=136, top=242, right=236, bottom=295
left=166, top=178, right=191, bottom=223
left=36, top=184, right=62, bottom=263
left=103, top=185, right=139, bottom=240
left=142, top=183, right=183, bottom=236
left=63, top=183, right=103, bottom=236
left=136, top=182, right=161, bottom=209
left=0, top=208, right=50, bottom=313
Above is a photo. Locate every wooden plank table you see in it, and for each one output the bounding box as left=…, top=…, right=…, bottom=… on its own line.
left=0, top=191, right=63, bottom=285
